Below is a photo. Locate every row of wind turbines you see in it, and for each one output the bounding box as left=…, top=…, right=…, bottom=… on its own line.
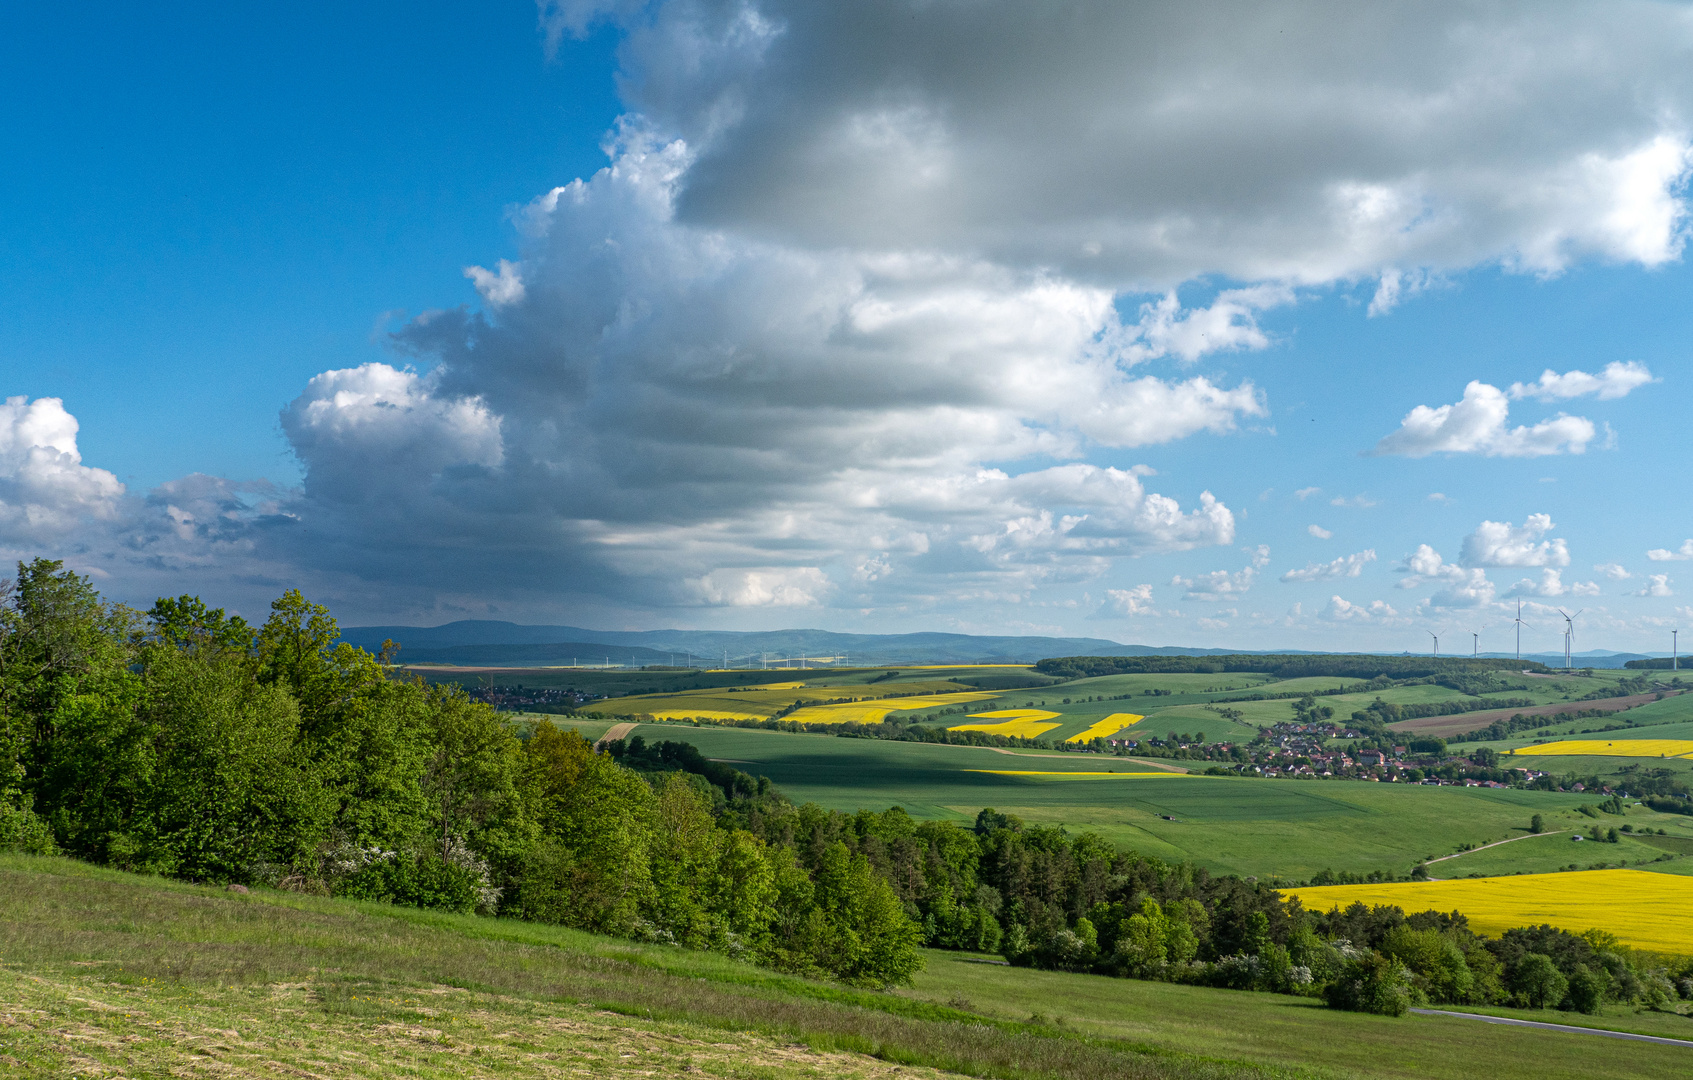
left=1426, top=600, right=1608, bottom=670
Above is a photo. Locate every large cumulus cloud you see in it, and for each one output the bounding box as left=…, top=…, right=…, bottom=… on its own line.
left=267, top=128, right=1255, bottom=610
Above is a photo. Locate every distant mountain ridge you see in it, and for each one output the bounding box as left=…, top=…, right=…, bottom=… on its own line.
left=341, top=620, right=1246, bottom=666
left=340, top=620, right=1655, bottom=668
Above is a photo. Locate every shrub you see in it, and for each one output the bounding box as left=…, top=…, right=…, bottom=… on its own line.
left=1324, top=952, right=1419, bottom=1016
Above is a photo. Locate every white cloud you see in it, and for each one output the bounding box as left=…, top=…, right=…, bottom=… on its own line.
left=1245, top=544, right=1272, bottom=568
left=1330, top=494, right=1379, bottom=508
left=464, top=259, right=526, bottom=307
left=1505, top=568, right=1567, bottom=597
left=1323, top=595, right=1398, bottom=622
left=1648, top=540, right=1693, bottom=561
left=1294, top=487, right=1322, bottom=500
left=1460, top=514, right=1570, bottom=568
left=1102, top=583, right=1159, bottom=616
left=1105, top=285, right=1296, bottom=364
left=0, top=396, right=125, bottom=544
left=1307, top=524, right=1332, bottom=539
left=1396, top=543, right=1496, bottom=608
left=1635, top=574, right=1674, bottom=598
left=1594, top=562, right=1633, bottom=580
left=1281, top=549, right=1377, bottom=583
left=1509, top=361, right=1655, bottom=401
left=1172, top=566, right=1257, bottom=602
left=1429, top=573, right=1498, bottom=609
left=1571, top=580, right=1601, bottom=596
left=688, top=567, right=830, bottom=606
left=1371, top=381, right=1595, bottom=458
left=1427, top=493, right=1450, bottom=503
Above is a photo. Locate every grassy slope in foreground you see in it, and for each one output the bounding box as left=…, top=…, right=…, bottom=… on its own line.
left=3, top=857, right=1689, bottom=1080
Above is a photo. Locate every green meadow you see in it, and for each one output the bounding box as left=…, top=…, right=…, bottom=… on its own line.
left=597, top=721, right=1693, bottom=880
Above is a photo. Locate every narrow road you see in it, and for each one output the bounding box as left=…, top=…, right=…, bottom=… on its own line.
left=1426, top=830, right=1567, bottom=864
left=594, top=721, right=639, bottom=749
left=1411, top=1009, right=1693, bottom=1047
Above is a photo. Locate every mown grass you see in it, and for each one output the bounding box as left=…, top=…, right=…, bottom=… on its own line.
left=900, top=950, right=1693, bottom=1080
left=0, top=854, right=1311, bottom=1080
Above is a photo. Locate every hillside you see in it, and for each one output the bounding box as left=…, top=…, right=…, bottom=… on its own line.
left=3, top=853, right=1687, bottom=1080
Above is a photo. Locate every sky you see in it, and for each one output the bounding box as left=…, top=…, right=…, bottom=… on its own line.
left=3, top=0, right=1692, bottom=654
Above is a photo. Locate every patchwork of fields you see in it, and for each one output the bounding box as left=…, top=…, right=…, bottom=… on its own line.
left=589, top=720, right=1693, bottom=880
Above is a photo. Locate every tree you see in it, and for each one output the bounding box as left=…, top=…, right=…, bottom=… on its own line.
left=1508, top=953, right=1569, bottom=1009
left=1530, top=814, right=1545, bottom=834
left=417, top=685, right=521, bottom=867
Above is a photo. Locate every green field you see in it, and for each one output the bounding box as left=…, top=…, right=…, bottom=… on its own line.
left=1424, top=828, right=1693, bottom=879
left=601, top=721, right=1693, bottom=879
left=6, top=853, right=1688, bottom=1080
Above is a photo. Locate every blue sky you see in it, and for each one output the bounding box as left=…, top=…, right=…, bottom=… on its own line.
left=3, top=1, right=1691, bottom=654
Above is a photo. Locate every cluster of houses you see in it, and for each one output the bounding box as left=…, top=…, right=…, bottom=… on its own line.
left=1097, top=719, right=1534, bottom=787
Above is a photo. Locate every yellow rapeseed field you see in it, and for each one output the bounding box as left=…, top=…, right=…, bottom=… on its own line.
left=785, top=691, right=999, bottom=725
left=1282, top=869, right=1693, bottom=954
left=644, top=708, right=768, bottom=721
left=950, top=709, right=1063, bottom=739
left=1064, top=712, right=1144, bottom=743
left=1508, top=739, right=1693, bottom=759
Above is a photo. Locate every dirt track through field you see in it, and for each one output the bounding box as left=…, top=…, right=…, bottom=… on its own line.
left=1389, top=691, right=1685, bottom=739
left=1423, top=830, right=1568, bottom=878
left=595, top=721, right=638, bottom=749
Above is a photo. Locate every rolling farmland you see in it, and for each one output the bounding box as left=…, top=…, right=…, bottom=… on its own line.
left=581, top=720, right=1693, bottom=880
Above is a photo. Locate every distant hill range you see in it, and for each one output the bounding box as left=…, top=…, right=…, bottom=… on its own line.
left=342, top=621, right=1253, bottom=667
left=340, top=620, right=1658, bottom=669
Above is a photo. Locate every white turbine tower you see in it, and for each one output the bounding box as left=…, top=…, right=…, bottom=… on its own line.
left=1471, top=628, right=1482, bottom=658
left=1556, top=608, right=1582, bottom=670
left=1512, top=601, right=1531, bottom=663
left=1673, top=629, right=1679, bottom=672
left=1428, top=630, right=1440, bottom=657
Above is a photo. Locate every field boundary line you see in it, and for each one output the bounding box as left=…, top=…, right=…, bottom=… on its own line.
left=1410, top=1009, right=1693, bottom=1047
left=1426, top=830, right=1568, bottom=866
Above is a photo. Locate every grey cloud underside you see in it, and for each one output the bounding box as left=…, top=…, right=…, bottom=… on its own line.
left=618, top=0, right=1693, bottom=284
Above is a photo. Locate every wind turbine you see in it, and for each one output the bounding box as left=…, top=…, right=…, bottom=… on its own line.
left=1471, top=628, right=1482, bottom=658
left=1556, top=608, right=1582, bottom=670
left=1513, top=601, right=1531, bottom=663
left=1673, top=629, right=1679, bottom=672
left=1428, top=630, right=1440, bottom=657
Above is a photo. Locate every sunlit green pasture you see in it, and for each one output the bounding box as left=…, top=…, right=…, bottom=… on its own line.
left=605, top=722, right=1628, bottom=880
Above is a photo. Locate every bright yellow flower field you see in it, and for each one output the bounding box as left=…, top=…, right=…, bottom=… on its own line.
left=785, top=692, right=999, bottom=725
left=1508, top=739, right=1693, bottom=759
left=1065, top=712, right=1144, bottom=743
left=1283, top=869, right=1693, bottom=954
left=949, top=709, right=1062, bottom=739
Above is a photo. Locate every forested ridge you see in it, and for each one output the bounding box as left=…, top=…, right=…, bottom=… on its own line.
left=3, top=558, right=1689, bottom=1016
